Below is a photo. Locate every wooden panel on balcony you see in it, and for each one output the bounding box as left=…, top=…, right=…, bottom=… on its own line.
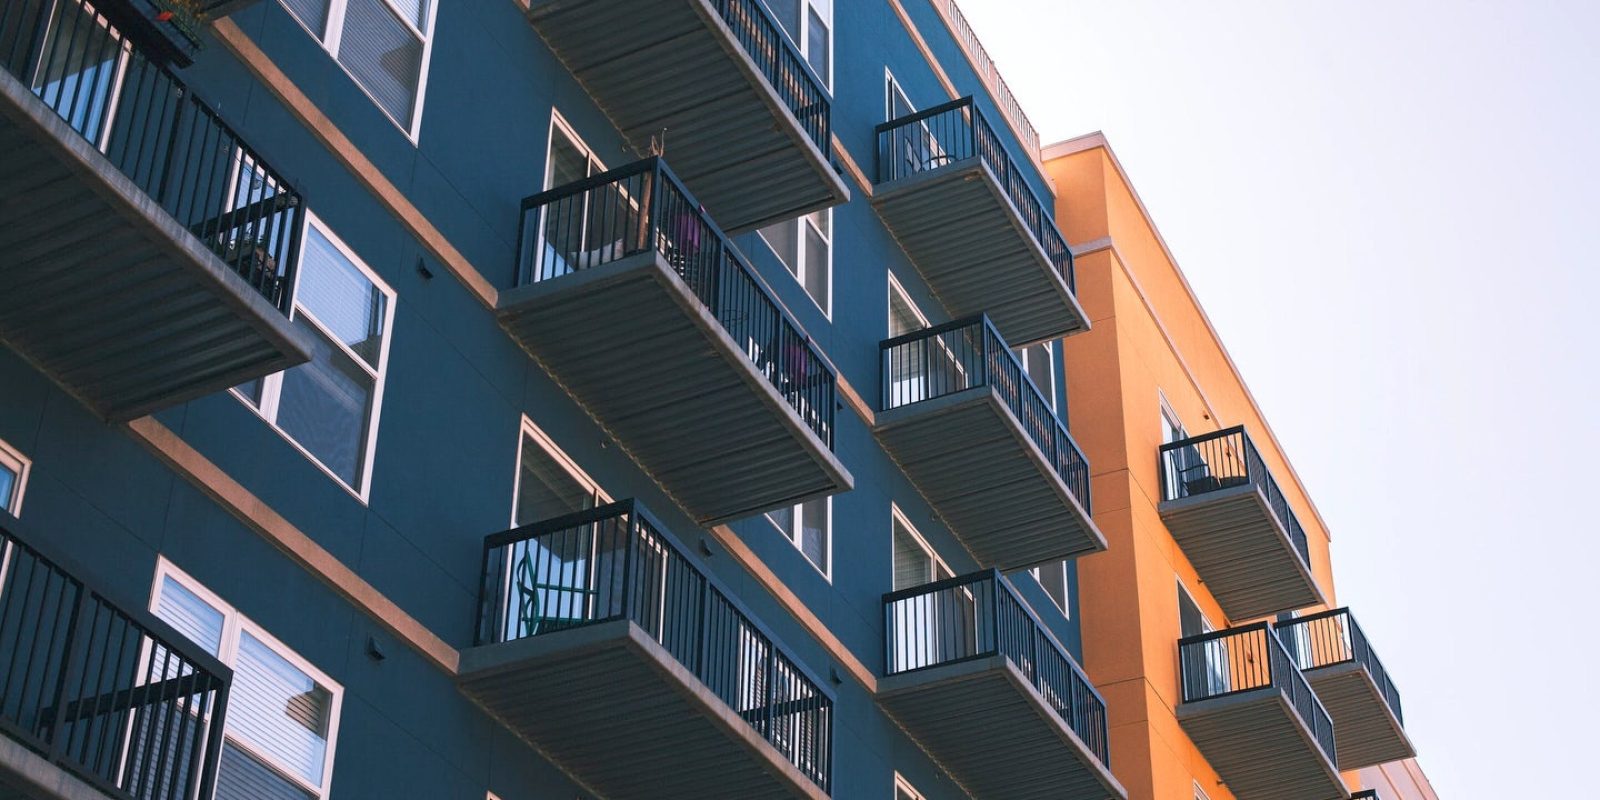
left=527, top=0, right=848, bottom=233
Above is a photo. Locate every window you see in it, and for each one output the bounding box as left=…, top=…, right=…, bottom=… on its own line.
left=530, top=114, right=630, bottom=283
left=767, top=497, right=829, bottom=578
left=279, top=0, right=438, bottom=138
left=894, top=774, right=927, bottom=800
left=151, top=561, right=343, bottom=800
left=766, top=0, right=831, bottom=87
left=758, top=210, right=831, bottom=316
left=1013, top=342, right=1057, bottom=411
left=0, top=439, right=29, bottom=516
left=887, top=273, right=926, bottom=338
left=891, top=507, right=949, bottom=591
left=886, top=71, right=915, bottom=121
left=234, top=214, right=396, bottom=500
left=1030, top=561, right=1070, bottom=619
left=513, top=417, right=608, bottom=527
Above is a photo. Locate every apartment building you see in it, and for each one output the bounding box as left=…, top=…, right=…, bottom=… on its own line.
left=0, top=0, right=1432, bottom=799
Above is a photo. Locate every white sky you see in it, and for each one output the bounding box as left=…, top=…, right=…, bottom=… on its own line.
left=958, top=2, right=1598, bottom=796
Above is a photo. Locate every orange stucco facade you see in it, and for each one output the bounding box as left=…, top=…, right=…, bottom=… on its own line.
left=1044, top=132, right=1439, bottom=800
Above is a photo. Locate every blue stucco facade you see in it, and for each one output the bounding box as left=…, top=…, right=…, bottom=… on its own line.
left=0, top=1, right=1087, bottom=797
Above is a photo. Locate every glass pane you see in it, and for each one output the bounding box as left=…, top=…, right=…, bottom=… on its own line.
left=759, top=221, right=799, bottom=277
left=0, top=465, right=14, bottom=513
left=336, top=0, right=423, bottom=128
left=1038, top=562, right=1068, bottom=617
left=32, top=0, right=122, bottom=145
left=515, top=436, right=595, bottom=526
left=387, top=0, right=429, bottom=29
left=888, top=79, right=915, bottom=120
left=766, top=505, right=794, bottom=537
left=891, top=520, right=930, bottom=591
left=230, top=633, right=332, bottom=788
left=888, top=287, right=921, bottom=338
left=764, top=0, right=801, bottom=40
left=802, top=221, right=828, bottom=311
left=276, top=320, right=376, bottom=487
left=805, top=9, right=829, bottom=84
left=155, top=576, right=227, bottom=657
left=1022, top=344, right=1055, bottom=410
left=297, top=227, right=386, bottom=368
left=216, top=739, right=317, bottom=800
left=798, top=498, right=827, bottom=571
left=281, top=0, right=331, bottom=38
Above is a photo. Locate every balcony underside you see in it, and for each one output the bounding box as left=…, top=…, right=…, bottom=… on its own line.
left=872, top=160, right=1087, bottom=348
left=0, top=70, right=312, bottom=422
left=879, top=656, right=1125, bottom=800
left=1305, top=664, right=1415, bottom=770
left=459, top=620, right=826, bottom=800
left=498, top=251, right=852, bottom=526
left=528, top=0, right=849, bottom=233
left=0, top=733, right=110, bottom=800
left=1159, top=484, right=1323, bottom=620
left=875, top=388, right=1103, bottom=569
left=1178, top=688, right=1345, bottom=800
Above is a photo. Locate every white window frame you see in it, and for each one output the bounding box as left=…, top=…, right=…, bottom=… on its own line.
left=773, top=0, right=832, bottom=91
left=545, top=110, right=606, bottom=189
left=894, top=773, right=927, bottom=800
left=885, top=68, right=914, bottom=121
left=278, top=0, right=439, bottom=141
left=230, top=211, right=397, bottom=503
left=890, top=504, right=949, bottom=589
left=886, top=272, right=928, bottom=336
left=758, top=209, right=832, bottom=318
left=1194, top=782, right=1212, bottom=800
left=0, top=438, right=31, bottom=516
left=1029, top=561, right=1070, bottom=619
left=149, top=559, right=344, bottom=799
left=511, top=415, right=611, bottom=527
left=1015, top=342, right=1057, bottom=412
left=766, top=496, right=831, bottom=580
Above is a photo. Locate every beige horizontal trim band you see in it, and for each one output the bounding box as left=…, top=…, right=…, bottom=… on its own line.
left=125, top=417, right=462, bottom=674
left=211, top=19, right=500, bottom=310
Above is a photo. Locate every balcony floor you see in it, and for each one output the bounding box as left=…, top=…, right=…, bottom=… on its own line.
left=459, top=620, right=826, bottom=800
left=498, top=250, right=851, bottom=526
left=872, top=158, right=1087, bottom=348
left=0, top=732, right=112, bottom=800
left=1178, top=687, right=1346, bottom=800
left=876, top=387, right=1103, bottom=569
left=1305, top=663, right=1415, bottom=770
left=528, top=0, right=849, bottom=233
left=1159, top=483, right=1324, bottom=620
left=0, top=70, right=311, bottom=422
left=879, top=656, right=1125, bottom=800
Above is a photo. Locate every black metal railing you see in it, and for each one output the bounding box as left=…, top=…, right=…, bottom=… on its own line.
left=0, top=0, right=303, bottom=310
left=475, top=500, right=833, bottom=792
left=883, top=569, right=1109, bottom=768
left=1178, top=623, right=1336, bottom=767
left=516, top=157, right=836, bottom=447
left=874, top=96, right=1074, bottom=294
left=1351, top=791, right=1381, bottom=800
left=1275, top=608, right=1403, bottom=725
left=881, top=315, right=1091, bottom=512
left=0, top=513, right=232, bottom=800
left=1158, top=426, right=1309, bottom=566
left=711, top=0, right=830, bottom=155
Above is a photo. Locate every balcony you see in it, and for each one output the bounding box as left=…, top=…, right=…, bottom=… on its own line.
left=459, top=500, right=832, bottom=799
left=1351, top=792, right=1381, bottom=800
left=0, top=512, right=232, bottom=800
left=875, top=316, right=1102, bottom=569
left=501, top=157, right=851, bottom=525
left=1158, top=427, right=1324, bottom=619
left=880, top=570, right=1124, bottom=800
left=525, top=0, right=849, bottom=233
left=1275, top=609, right=1413, bottom=769
left=0, top=0, right=313, bottom=422
left=1177, top=624, right=1344, bottom=800
left=872, top=98, right=1086, bottom=347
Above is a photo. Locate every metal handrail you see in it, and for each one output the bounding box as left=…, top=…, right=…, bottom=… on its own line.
left=883, top=568, right=1110, bottom=767
left=1275, top=608, right=1404, bottom=725
left=880, top=314, right=1091, bottom=512
left=515, top=156, right=837, bottom=448
left=0, top=511, right=232, bottom=800
left=1158, top=426, right=1310, bottom=567
left=1177, top=622, right=1337, bottom=766
left=0, top=0, right=304, bottom=311
left=710, top=0, right=831, bottom=155
left=874, top=96, right=1074, bottom=294
left=476, top=499, right=833, bottom=792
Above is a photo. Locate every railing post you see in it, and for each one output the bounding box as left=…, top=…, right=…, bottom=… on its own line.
left=45, top=585, right=91, bottom=762
left=196, top=678, right=230, bottom=800
left=762, top=641, right=777, bottom=738
left=696, top=575, right=709, bottom=674
left=154, top=86, right=188, bottom=209
left=987, top=571, right=1001, bottom=656
left=619, top=508, right=636, bottom=624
